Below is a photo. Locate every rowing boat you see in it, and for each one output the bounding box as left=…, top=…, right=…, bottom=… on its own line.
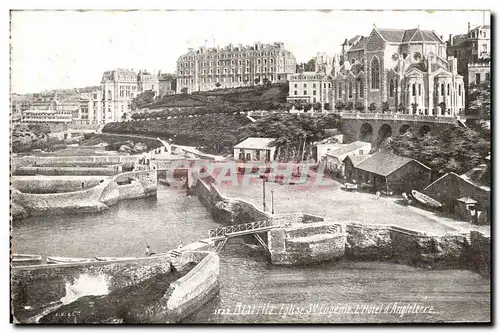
left=94, top=256, right=142, bottom=262
left=12, top=254, right=42, bottom=266
left=411, top=190, right=443, bottom=209
left=46, top=256, right=99, bottom=264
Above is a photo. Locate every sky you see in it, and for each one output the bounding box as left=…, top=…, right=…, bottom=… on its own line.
left=10, top=9, right=490, bottom=94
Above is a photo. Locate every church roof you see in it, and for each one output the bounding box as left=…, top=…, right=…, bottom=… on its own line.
left=348, top=36, right=367, bottom=51
left=376, top=28, right=443, bottom=43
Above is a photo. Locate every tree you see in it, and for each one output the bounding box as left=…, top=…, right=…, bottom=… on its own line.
left=262, top=77, right=271, bottom=86
left=468, top=83, right=491, bottom=120
left=368, top=102, right=377, bottom=112
left=345, top=101, right=354, bottom=111
left=130, top=90, right=156, bottom=110
left=382, top=101, right=390, bottom=113
left=180, top=87, right=188, bottom=94
left=254, top=78, right=261, bottom=85
left=304, top=103, right=312, bottom=112
left=312, top=102, right=322, bottom=111
left=215, top=82, right=221, bottom=88
left=397, top=103, right=405, bottom=114
left=411, top=102, right=418, bottom=114
left=335, top=100, right=346, bottom=111
left=388, top=126, right=490, bottom=178
left=354, top=101, right=365, bottom=112
left=438, top=102, right=446, bottom=115
left=295, top=58, right=316, bottom=73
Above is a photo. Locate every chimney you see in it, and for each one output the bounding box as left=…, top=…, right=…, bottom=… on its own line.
left=468, top=22, right=471, bottom=33
left=449, top=34, right=453, bottom=46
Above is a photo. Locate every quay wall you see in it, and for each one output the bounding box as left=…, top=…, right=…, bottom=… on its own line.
left=11, top=255, right=173, bottom=322
left=12, top=251, right=220, bottom=324
left=11, top=170, right=157, bottom=218
left=12, top=176, right=107, bottom=194
left=15, top=166, right=122, bottom=176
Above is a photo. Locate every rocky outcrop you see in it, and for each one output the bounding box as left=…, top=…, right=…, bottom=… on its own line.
left=345, top=223, right=392, bottom=260
left=11, top=201, right=30, bottom=221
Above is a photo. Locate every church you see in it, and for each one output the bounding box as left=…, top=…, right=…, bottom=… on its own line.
left=332, top=26, right=465, bottom=116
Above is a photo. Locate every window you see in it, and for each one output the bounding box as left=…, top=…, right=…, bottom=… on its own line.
left=370, top=57, right=380, bottom=89
left=389, top=79, right=394, bottom=97
left=348, top=82, right=352, bottom=98
left=441, top=83, right=445, bottom=96
left=294, top=84, right=298, bottom=88
left=303, top=90, right=307, bottom=95
left=447, top=83, right=450, bottom=95
left=313, top=90, right=317, bottom=96
left=412, top=84, right=416, bottom=96
left=476, top=73, right=481, bottom=84
left=418, top=84, right=421, bottom=96
left=304, top=83, right=307, bottom=88
left=257, top=59, right=261, bottom=65
left=486, top=73, right=490, bottom=82
left=359, top=80, right=364, bottom=98
left=338, top=84, right=342, bottom=97
left=294, top=90, right=298, bottom=95
left=458, top=84, right=462, bottom=96
left=323, top=83, right=326, bottom=89
left=313, top=83, right=316, bottom=88
left=359, top=149, right=364, bottom=155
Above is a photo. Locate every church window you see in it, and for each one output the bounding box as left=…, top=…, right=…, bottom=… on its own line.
left=418, top=84, right=421, bottom=96
left=370, top=57, right=380, bottom=89
left=359, top=80, right=364, bottom=98
left=389, top=79, right=394, bottom=97
left=447, top=83, right=450, bottom=95
left=412, top=84, right=416, bottom=96
left=441, top=83, right=445, bottom=96
left=348, top=82, right=353, bottom=98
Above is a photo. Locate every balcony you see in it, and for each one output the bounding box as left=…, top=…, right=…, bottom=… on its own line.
left=339, top=112, right=461, bottom=124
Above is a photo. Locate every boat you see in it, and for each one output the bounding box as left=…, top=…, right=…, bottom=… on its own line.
left=411, top=190, right=443, bottom=208
left=94, top=256, right=143, bottom=262
left=342, top=182, right=358, bottom=191
left=46, top=256, right=99, bottom=264
left=11, top=254, right=42, bottom=266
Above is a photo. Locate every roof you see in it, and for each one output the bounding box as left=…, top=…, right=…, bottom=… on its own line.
left=326, top=141, right=371, bottom=158
left=377, top=28, right=442, bottom=43
left=354, top=152, right=430, bottom=177
left=234, top=137, right=275, bottom=149
left=457, top=197, right=477, bottom=204
left=345, top=154, right=371, bottom=166
left=348, top=37, right=367, bottom=51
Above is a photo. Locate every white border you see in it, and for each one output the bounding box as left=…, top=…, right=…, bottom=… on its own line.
left=2, top=1, right=497, bottom=332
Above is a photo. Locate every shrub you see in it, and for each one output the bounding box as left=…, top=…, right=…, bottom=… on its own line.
left=368, top=102, right=377, bottom=112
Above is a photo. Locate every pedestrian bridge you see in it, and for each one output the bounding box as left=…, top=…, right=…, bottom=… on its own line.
left=207, top=220, right=279, bottom=253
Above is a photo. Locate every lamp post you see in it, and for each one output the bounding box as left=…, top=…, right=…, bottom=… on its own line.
left=271, top=189, right=275, bottom=215
left=262, top=177, right=267, bottom=212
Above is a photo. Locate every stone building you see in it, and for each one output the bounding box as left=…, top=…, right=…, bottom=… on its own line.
left=332, top=27, right=465, bottom=116
left=22, top=100, right=77, bottom=124
left=101, top=69, right=138, bottom=123
left=287, top=72, right=333, bottom=109
left=176, top=42, right=296, bottom=93
left=137, top=70, right=160, bottom=96
left=447, top=23, right=490, bottom=101
left=233, top=137, right=276, bottom=162
left=157, top=72, right=176, bottom=97
left=79, top=90, right=104, bottom=124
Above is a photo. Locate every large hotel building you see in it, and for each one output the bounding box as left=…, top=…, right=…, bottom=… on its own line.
left=176, top=42, right=296, bottom=93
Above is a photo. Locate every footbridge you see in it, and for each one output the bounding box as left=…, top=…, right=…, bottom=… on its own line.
left=208, top=220, right=279, bottom=253
left=340, top=112, right=466, bottom=147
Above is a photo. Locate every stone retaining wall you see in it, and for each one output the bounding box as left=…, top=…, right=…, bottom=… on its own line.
left=12, top=176, right=107, bottom=194
left=15, top=166, right=122, bottom=176
left=11, top=170, right=157, bottom=219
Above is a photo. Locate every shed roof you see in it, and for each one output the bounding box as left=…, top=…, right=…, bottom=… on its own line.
left=326, top=141, right=371, bottom=158
left=354, top=152, right=429, bottom=177
left=234, top=137, right=275, bottom=149
left=345, top=154, right=371, bottom=166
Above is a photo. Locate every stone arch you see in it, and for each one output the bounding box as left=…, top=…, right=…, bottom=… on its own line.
left=377, top=124, right=393, bottom=141
left=398, top=124, right=412, bottom=135
left=419, top=125, right=431, bottom=136
left=359, top=123, right=373, bottom=142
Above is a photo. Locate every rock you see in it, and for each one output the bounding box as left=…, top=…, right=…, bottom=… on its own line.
left=118, top=145, right=131, bottom=153
left=11, top=202, right=30, bottom=221
left=131, top=142, right=147, bottom=153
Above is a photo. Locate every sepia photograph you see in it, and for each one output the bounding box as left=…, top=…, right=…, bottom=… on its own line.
left=8, top=7, right=491, bottom=325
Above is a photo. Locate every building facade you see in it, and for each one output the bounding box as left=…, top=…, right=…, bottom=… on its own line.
left=22, top=100, right=76, bottom=124
left=101, top=69, right=138, bottom=123
left=137, top=70, right=160, bottom=95
left=332, top=27, right=465, bottom=116
left=447, top=23, right=490, bottom=104
left=176, top=42, right=296, bottom=93
left=287, top=72, right=333, bottom=109
left=79, top=90, right=104, bottom=124
left=158, top=72, right=176, bottom=97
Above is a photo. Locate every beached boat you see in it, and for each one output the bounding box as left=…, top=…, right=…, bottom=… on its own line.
left=11, top=254, right=42, bottom=266
left=411, top=190, right=443, bottom=208
left=46, top=256, right=99, bottom=264
left=342, top=182, right=358, bottom=191
left=94, top=256, right=145, bottom=262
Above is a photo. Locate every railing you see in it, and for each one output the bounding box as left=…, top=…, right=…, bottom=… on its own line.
left=340, top=112, right=460, bottom=124
left=208, top=220, right=273, bottom=238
